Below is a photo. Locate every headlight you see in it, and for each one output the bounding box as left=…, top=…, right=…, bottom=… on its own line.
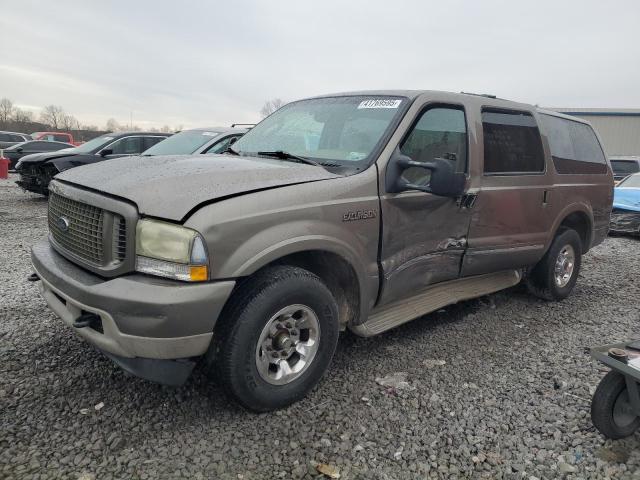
left=135, top=219, right=209, bottom=282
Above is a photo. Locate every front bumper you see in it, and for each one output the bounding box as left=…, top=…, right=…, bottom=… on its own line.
left=31, top=242, right=236, bottom=383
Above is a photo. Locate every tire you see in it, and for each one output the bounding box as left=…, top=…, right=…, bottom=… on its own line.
left=205, top=266, right=339, bottom=412
left=591, top=371, right=640, bottom=439
left=526, top=228, right=582, bottom=301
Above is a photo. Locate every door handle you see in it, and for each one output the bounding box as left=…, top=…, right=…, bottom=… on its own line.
left=543, top=189, right=551, bottom=206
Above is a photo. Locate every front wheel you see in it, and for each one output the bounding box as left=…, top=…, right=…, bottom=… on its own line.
left=527, top=228, right=582, bottom=301
left=205, top=266, right=339, bottom=412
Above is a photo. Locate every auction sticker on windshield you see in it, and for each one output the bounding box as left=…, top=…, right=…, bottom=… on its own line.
left=358, top=99, right=402, bottom=109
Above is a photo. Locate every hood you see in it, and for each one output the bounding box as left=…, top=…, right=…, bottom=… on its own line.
left=613, top=187, right=640, bottom=212
left=56, top=154, right=341, bottom=221
left=17, top=150, right=78, bottom=166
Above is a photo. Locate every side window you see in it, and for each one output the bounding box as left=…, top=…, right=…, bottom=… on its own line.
left=540, top=114, right=607, bottom=174
left=482, top=109, right=545, bottom=174
left=34, top=141, right=58, bottom=151
left=205, top=135, right=240, bottom=154
left=11, top=134, right=24, bottom=142
left=143, top=136, right=165, bottom=150
left=109, top=137, right=143, bottom=155
left=399, top=106, right=467, bottom=185
left=0, top=133, right=12, bottom=141
left=53, top=134, right=69, bottom=142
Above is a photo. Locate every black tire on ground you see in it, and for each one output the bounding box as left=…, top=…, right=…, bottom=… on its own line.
left=591, top=370, right=640, bottom=439
left=526, top=228, right=582, bottom=301
left=204, top=266, right=339, bottom=412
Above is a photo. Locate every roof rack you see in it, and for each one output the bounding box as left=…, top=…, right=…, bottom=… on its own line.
left=460, top=92, right=497, bottom=99
left=231, top=123, right=256, bottom=128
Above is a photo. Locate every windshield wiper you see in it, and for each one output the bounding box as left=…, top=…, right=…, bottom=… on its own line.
left=257, top=150, right=321, bottom=167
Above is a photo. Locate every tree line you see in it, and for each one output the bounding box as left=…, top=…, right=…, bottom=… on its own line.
left=0, top=98, right=180, bottom=141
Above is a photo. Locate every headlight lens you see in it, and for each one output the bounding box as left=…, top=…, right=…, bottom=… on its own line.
left=135, top=219, right=209, bottom=282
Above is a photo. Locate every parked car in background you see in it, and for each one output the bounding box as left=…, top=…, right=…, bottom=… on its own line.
left=610, top=172, right=640, bottom=236
left=141, top=127, right=248, bottom=156
left=15, top=131, right=171, bottom=195
left=610, top=156, right=640, bottom=184
left=4, top=140, right=74, bottom=170
left=31, top=131, right=81, bottom=146
left=32, top=91, right=613, bottom=411
left=0, top=131, right=31, bottom=149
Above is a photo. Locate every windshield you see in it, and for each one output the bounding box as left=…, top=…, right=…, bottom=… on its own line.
left=142, top=130, right=218, bottom=155
left=66, top=134, right=115, bottom=153
left=618, top=173, right=640, bottom=188
left=232, top=95, right=408, bottom=167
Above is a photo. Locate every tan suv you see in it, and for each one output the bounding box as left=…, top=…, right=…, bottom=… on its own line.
left=31, top=91, right=613, bottom=411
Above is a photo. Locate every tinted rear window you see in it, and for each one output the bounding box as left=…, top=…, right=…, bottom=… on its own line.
left=610, top=160, right=640, bottom=175
left=482, top=109, right=545, bottom=174
left=540, top=114, right=607, bottom=174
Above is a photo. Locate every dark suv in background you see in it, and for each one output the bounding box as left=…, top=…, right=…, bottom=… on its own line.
left=0, top=131, right=30, bottom=150
left=610, top=156, right=640, bottom=184
left=15, top=131, right=171, bottom=195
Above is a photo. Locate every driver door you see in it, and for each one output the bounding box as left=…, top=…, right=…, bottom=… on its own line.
left=378, top=104, right=473, bottom=305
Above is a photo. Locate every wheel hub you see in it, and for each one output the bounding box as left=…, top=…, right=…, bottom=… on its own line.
left=554, top=244, right=575, bottom=288
left=255, top=304, right=320, bottom=385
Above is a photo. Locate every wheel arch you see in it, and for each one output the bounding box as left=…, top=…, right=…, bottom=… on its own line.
left=228, top=240, right=371, bottom=328
left=550, top=205, right=594, bottom=254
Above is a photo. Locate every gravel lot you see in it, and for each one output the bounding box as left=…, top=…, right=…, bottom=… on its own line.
left=1, top=174, right=640, bottom=480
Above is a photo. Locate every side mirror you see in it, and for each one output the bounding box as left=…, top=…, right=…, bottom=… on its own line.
left=228, top=136, right=238, bottom=145
left=100, top=148, right=113, bottom=157
left=386, top=150, right=466, bottom=197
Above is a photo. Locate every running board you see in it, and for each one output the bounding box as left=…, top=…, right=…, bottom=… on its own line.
left=350, top=270, right=521, bottom=337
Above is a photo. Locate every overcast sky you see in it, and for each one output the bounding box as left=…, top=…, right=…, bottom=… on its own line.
left=1, top=0, right=639, bottom=129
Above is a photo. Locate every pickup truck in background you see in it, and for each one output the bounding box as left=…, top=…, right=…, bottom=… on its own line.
left=31, top=131, right=82, bottom=146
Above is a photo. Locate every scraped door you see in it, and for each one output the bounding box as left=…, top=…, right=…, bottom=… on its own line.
left=378, top=105, right=473, bottom=306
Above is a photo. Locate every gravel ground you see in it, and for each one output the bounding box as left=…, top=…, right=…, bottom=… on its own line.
left=1, top=174, right=640, bottom=480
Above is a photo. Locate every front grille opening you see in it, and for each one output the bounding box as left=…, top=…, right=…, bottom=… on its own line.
left=81, top=310, right=103, bottom=334
left=112, top=215, right=127, bottom=261
left=48, top=192, right=105, bottom=265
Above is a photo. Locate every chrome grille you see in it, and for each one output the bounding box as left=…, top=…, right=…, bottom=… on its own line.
left=48, top=192, right=105, bottom=265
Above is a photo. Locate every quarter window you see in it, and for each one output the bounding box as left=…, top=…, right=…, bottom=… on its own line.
left=399, top=107, right=467, bottom=185
left=540, top=114, right=607, bottom=174
left=482, top=109, right=545, bottom=174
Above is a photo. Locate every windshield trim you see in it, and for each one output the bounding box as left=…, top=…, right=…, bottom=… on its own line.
left=234, top=94, right=413, bottom=172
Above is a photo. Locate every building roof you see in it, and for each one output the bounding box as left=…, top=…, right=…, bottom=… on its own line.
left=549, top=108, right=640, bottom=117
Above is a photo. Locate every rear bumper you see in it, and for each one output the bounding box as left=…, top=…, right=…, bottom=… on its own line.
left=31, top=242, right=235, bottom=381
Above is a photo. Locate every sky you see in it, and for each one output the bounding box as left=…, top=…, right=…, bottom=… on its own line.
left=1, top=0, right=639, bottom=130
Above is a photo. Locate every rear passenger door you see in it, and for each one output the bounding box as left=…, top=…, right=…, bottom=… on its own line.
left=462, top=108, right=551, bottom=276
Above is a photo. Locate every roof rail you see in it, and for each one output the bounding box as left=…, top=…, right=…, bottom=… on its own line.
left=460, top=91, right=497, bottom=99
left=231, top=123, right=256, bottom=128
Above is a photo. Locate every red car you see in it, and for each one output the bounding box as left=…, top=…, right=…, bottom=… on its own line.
left=31, top=131, right=82, bottom=146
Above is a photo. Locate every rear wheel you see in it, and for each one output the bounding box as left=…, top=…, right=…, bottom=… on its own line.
left=527, top=228, right=582, bottom=301
left=591, top=371, right=640, bottom=439
left=205, top=266, right=339, bottom=412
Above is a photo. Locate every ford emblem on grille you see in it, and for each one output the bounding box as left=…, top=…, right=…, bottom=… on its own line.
left=56, top=216, right=70, bottom=232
